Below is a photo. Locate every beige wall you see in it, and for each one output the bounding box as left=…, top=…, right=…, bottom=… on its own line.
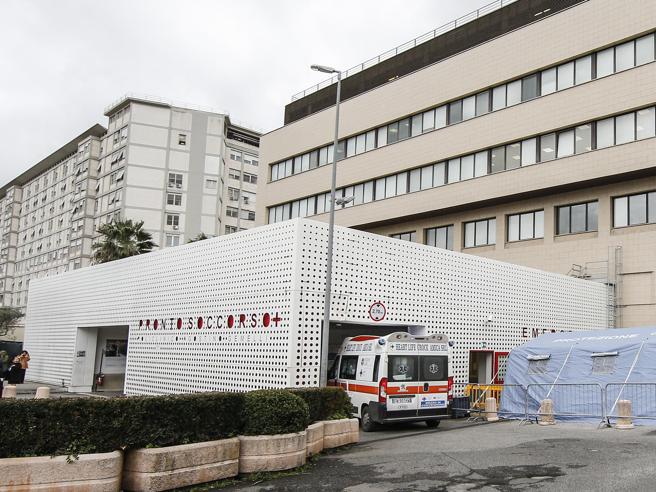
left=259, top=0, right=655, bottom=166
left=365, top=176, right=656, bottom=328
left=258, top=0, right=656, bottom=223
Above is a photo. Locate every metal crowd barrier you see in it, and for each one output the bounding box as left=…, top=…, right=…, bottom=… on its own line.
left=524, top=383, right=605, bottom=421
left=605, top=383, right=656, bottom=423
left=450, top=382, right=656, bottom=424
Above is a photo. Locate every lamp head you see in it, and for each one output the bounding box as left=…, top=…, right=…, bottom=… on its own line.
left=311, top=64, right=339, bottom=74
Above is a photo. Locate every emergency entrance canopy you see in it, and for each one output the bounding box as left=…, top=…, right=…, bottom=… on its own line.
left=501, top=327, right=656, bottom=421
left=23, top=218, right=607, bottom=395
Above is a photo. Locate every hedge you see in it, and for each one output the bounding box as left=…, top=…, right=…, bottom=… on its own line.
left=241, top=390, right=309, bottom=436
left=0, top=392, right=245, bottom=458
left=0, top=387, right=350, bottom=459
left=289, top=387, right=353, bottom=423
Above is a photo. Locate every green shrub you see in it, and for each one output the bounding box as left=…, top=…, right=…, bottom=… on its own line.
left=0, top=391, right=245, bottom=458
left=242, top=390, right=309, bottom=435
left=0, top=387, right=350, bottom=458
left=289, top=387, right=353, bottom=422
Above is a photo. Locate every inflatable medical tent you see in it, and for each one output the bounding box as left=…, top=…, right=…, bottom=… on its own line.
left=500, top=327, right=656, bottom=422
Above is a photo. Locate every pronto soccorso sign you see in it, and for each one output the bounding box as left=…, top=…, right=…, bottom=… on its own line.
left=136, top=312, right=282, bottom=330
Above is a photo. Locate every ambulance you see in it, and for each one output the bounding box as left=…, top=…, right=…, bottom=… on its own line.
left=328, top=332, right=452, bottom=431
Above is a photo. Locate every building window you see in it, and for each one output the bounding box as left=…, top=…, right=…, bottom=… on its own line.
left=205, top=179, right=218, bottom=189
left=228, top=187, right=240, bottom=201
left=230, top=151, right=242, bottom=162
left=614, top=192, right=656, bottom=228
left=464, top=218, right=496, bottom=248
left=267, top=103, right=656, bottom=224
left=166, top=214, right=180, bottom=228
left=425, top=225, right=454, bottom=250
left=243, top=172, right=257, bottom=184
left=390, top=231, right=416, bottom=242
left=225, top=225, right=238, bottom=235
left=226, top=206, right=238, bottom=218
left=167, top=193, right=182, bottom=206
left=557, top=201, right=598, bottom=235
left=178, top=134, right=187, bottom=146
left=229, top=169, right=241, bottom=180
left=168, top=173, right=183, bottom=189
left=165, top=234, right=180, bottom=247
left=247, top=211, right=256, bottom=221
left=507, top=210, right=544, bottom=242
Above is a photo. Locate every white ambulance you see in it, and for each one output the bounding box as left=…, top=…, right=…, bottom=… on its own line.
left=328, top=332, right=452, bottom=431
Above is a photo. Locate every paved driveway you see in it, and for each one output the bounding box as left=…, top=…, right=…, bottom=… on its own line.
left=227, top=420, right=656, bottom=491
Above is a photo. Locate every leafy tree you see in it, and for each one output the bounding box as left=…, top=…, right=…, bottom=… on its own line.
left=0, top=307, right=23, bottom=338
left=92, top=219, right=157, bottom=264
left=188, top=232, right=209, bottom=243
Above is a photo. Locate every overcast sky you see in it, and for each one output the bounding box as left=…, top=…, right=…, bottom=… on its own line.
left=0, top=0, right=488, bottom=186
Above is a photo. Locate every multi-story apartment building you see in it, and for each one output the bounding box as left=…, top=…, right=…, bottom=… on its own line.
left=0, top=95, right=260, bottom=341
left=258, top=0, right=656, bottom=328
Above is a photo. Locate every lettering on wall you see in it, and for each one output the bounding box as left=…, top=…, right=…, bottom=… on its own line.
left=135, top=312, right=282, bottom=331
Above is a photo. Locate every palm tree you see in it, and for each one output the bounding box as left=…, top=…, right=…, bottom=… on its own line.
left=92, top=219, right=157, bottom=264
left=187, top=232, right=209, bottom=243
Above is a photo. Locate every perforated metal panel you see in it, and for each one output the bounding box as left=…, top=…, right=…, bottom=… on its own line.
left=23, top=218, right=607, bottom=394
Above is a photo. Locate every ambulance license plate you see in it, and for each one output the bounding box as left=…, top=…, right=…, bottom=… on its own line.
left=392, top=397, right=413, bottom=404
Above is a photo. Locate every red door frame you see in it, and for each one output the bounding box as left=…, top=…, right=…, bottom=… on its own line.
left=494, top=352, right=510, bottom=384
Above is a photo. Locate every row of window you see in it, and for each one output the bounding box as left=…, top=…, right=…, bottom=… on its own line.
left=229, top=150, right=259, bottom=167
left=267, top=105, right=656, bottom=224
left=388, top=192, right=656, bottom=251
left=226, top=207, right=256, bottom=221
left=270, top=32, right=656, bottom=182
left=228, top=169, right=258, bottom=184
left=167, top=172, right=223, bottom=192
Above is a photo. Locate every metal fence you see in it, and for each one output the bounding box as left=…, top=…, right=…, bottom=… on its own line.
left=525, top=383, right=605, bottom=420
left=449, top=382, right=656, bottom=424
left=605, top=383, right=656, bottom=422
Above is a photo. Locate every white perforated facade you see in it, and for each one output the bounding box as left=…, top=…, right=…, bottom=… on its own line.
left=23, top=218, right=607, bottom=394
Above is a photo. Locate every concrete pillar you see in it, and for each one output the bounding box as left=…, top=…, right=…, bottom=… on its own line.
left=484, top=397, right=499, bottom=422
left=538, top=399, right=555, bottom=425
left=2, top=385, right=17, bottom=399
left=35, top=387, right=51, bottom=399
left=615, top=399, right=634, bottom=430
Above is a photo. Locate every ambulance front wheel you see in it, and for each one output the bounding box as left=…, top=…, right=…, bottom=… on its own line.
left=360, top=406, right=378, bottom=432
left=425, top=420, right=441, bottom=428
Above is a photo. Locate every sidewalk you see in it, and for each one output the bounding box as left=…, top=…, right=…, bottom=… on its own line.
left=2, top=382, right=124, bottom=399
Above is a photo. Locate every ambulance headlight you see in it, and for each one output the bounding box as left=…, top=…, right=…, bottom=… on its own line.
left=378, top=338, right=386, bottom=346
left=448, top=340, right=455, bottom=347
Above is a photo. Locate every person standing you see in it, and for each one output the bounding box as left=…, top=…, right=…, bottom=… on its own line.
left=17, top=350, right=30, bottom=384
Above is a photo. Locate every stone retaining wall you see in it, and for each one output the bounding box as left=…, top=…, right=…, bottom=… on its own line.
left=0, top=450, right=122, bottom=492
left=0, top=419, right=359, bottom=491
left=122, top=438, right=239, bottom=492
left=305, top=421, right=325, bottom=457
left=238, top=431, right=307, bottom=474
left=323, top=418, right=360, bottom=448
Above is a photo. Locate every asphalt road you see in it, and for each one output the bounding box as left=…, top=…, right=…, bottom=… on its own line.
left=226, top=420, right=656, bottom=491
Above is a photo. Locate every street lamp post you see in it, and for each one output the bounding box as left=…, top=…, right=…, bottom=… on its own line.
left=312, top=64, right=341, bottom=387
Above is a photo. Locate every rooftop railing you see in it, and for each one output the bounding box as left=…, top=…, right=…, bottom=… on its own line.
left=290, top=0, right=520, bottom=102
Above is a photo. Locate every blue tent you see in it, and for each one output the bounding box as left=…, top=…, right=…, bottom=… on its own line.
left=500, top=327, right=656, bottom=423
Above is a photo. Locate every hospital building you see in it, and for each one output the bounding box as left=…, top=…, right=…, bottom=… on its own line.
left=258, top=0, right=656, bottom=329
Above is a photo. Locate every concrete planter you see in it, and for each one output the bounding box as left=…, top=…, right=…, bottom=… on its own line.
left=305, top=421, right=325, bottom=457
left=322, top=418, right=360, bottom=449
left=122, top=438, right=239, bottom=492
left=0, top=450, right=122, bottom=491
left=238, top=431, right=306, bottom=474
